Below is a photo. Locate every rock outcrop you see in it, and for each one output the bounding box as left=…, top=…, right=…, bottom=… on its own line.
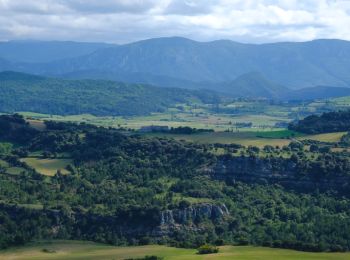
left=160, top=203, right=229, bottom=226
left=211, top=156, right=349, bottom=193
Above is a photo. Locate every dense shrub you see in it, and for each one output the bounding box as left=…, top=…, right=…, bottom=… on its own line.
left=197, top=244, right=219, bottom=254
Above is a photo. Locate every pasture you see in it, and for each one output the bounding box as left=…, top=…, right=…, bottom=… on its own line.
left=145, top=130, right=348, bottom=148
left=15, top=96, right=350, bottom=134
left=146, top=131, right=292, bottom=147
left=19, top=110, right=289, bottom=132
left=298, top=132, right=347, bottom=143
left=1, top=240, right=349, bottom=260
left=21, top=158, right=72, bottom=176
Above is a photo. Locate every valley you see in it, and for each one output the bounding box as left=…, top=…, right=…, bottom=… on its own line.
left=1, top=38, right=350, bottom=259
left=0, top=109, right=350, bottom=254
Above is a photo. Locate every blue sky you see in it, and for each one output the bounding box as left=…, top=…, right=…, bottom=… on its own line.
left=0, top=0, right=349, bottom=43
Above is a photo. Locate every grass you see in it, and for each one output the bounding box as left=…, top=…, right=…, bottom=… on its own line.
left=14, top=108, right=349, bottom=149
left=256, top=130, right=304, bottom=139
left=330, top=96, right=350, bottom=107
left=17, top=203, right=44, bottom=210
left=14, top=96, right=350, bottom=133
left=172, top=194, right=213, bottom=204
left=146, top=131, right=292, bottom=148
left=145, top=130, right=347, bottom=148
left=298, top=132, right=347, bottom=142
left=21, top=158, right=72, bottom=176
left=6, top=167, right=26, bottom=175
left=0, top=159, right=9, bottom=168
left=18, top=111, right=289, bottom=132
left=0, top=159, right=26, bottom=175
left=0, top=240, right=349, bottom=260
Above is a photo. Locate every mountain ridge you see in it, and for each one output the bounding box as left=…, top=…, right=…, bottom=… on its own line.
left=0, top=40, right=114, bottom=63
left=0, top=37, right=350, bottom=93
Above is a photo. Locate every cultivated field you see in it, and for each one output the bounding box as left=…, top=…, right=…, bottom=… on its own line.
left=145, top=131, right=293, bottom=147
left=1, top=241, right=349, bottom=260
left=144, top=129, right=348, bottom=148
left=298, top=132, right=347, bottom=143
left=14, top=96, right=350, bottom=133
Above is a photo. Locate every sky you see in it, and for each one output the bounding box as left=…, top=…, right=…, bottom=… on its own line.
left=0, top=0, right=350, bottom=43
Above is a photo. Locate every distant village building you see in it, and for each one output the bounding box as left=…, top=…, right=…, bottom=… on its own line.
left=139, top=125, right=169, bottom=133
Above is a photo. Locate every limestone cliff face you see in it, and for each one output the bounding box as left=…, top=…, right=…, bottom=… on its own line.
left=160, top=203, right=229, bottom=226
left=211, top=156, right=349, bottom=192
left=213, top=156, right=297, bottom=180
left=1, top=202, right=230, bottom=242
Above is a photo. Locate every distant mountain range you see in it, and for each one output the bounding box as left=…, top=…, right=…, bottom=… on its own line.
left=0, top=40, right=113, bottom=63
left=214, top=72, right=350, bottom=100
left=0, top=37, right=350, bottom=100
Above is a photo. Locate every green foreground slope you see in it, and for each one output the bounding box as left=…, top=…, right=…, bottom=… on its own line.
left=1, top=241, right=350, bottom=260
left=1, top=115, right=350, bottom=252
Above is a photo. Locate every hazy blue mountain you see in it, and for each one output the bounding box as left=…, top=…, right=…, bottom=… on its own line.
left=16, top=37, right=349, bottom=89
left=214, top=72, right=287, bottom=98
left=60, top=70, right=289, bottom=99
left=1, top=37, right=350, bottom=92
left=282, top=86, right=350, bottom=100
left=214, top=73, right=350, bottom=100
left=0, top=40, right=114, bottom=63
left=60, top=69, right=203, bottom=90
left=0, top=58, right=15, bottom=71
left=0, top=70, right=44, bottom=81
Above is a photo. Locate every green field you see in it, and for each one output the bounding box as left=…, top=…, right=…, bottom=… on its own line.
left=145, top=131, right=293, bottom=147
left=298, top=132, right=347, bottom=143
left=15, top=95, right=350, bottom=133
left=144, top=130, right=348, bottom=148
left=255, top=130, right=304, bottom=139
left=19, top=110, right=289, bottom=131
left=1, top=241, right=349, bottom=260
left=0, top=159, right=9, bottom=167
left=21, top=158, right=72, bottom=176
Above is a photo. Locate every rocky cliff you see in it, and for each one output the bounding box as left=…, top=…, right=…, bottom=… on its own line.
left=0, top=202, right=230, bottom=244
left=211, top=155, right=350, bottom=193
left=160, top=203, right=229, bottom=226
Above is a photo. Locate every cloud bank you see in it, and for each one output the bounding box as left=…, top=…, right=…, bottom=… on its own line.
left=0, top=0, right=349, bottom=43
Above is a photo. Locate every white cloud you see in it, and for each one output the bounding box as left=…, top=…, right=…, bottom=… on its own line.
left=0, top=0, right=349, bottom=43
left=60, top=0, right=159, bottom=14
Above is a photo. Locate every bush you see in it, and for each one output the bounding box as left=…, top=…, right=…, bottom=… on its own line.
left=41, top=248, right=56, bottom=253
left=197, top=244, right=219, bottom=254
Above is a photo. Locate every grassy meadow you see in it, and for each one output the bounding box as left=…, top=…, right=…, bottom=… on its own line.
left=298, top=132, right=347, bottom=143
left=14, top=96, right=350, bottom=133
left=1, top=241, right=350, bottom=260
left=17, top=111, right=350, bottom=150
left=21, top=158, right=72, bottom=176
left=144, top=130, right=346, bottom=148
left=21, top=111, right=287, bottom=131
left=145, top=131, right=292, bottom=147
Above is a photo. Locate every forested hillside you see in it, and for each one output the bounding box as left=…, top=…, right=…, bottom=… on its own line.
left=0, top=71, right=219, bottom=116
left=289, top=110, right=350, bottom=134
left=0, top=115, right=349, bottom=252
